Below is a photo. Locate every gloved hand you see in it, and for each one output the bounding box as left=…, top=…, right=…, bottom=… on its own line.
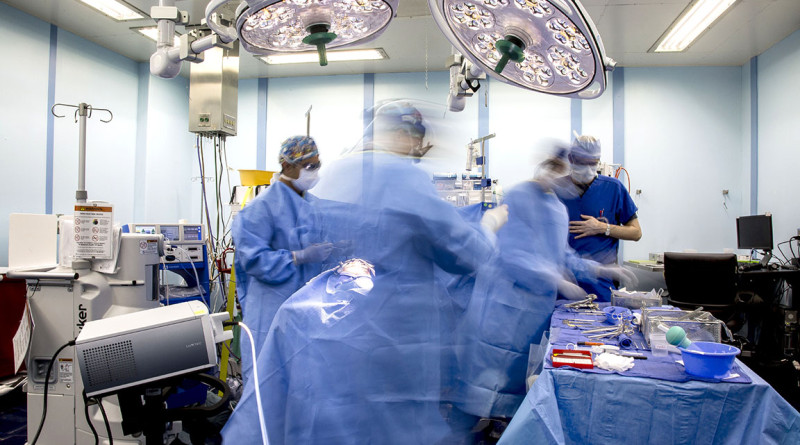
left=480, top=204, right=509, bottom=234
left=293, top=243, right=334, bottom=265
left=595, top=265, right=639, bottom=289
left=558, top=280, right=588, bottom=300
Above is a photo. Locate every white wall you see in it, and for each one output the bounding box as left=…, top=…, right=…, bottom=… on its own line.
left=757, top=28, right=800, bottom=249
left=581, top=74, right=615, bottom=167
left=141, top=74, right=195, bottom=223
left=623, top=67, right=745, bottom=261
left=51, top=30, right=139, bottom=223
left=0, top=4, right=51, bottom=266
left=266, top=75, right=365, bottom=171
left=488, top=80, right=572, bottom=189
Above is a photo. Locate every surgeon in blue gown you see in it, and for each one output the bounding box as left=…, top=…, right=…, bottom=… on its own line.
left=221, top=101, right=507, bottom=445
left=553, top=135, right=642, bottom=301
left=231, top=135, right=333, bottom=382
left=454, top=147, right=604, bottom=426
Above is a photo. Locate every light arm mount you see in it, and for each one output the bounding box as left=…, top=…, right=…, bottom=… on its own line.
left=150, top=0, right=238, bottom=79
left=447, top=52, right=486, bottom=112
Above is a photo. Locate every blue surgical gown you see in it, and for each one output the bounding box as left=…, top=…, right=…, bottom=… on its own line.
left=555, top=175, right=638, bottom=300
left=222, top=150, right=497, bottom=445
left=454, top=181, right=596, bottom=419
left=231, top=181, right=325, bottom=381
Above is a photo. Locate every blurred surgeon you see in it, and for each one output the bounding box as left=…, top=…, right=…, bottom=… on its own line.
left=222, top=101, right=507, bottom=445
left=554, top=135, right=641, bottom=301
left=231, top=135, right=333, bottom=382
left=454, top=147, right=602, bottom=431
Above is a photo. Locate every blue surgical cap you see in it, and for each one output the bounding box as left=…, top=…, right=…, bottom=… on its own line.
left=279, top=136, right=318, bottom=164
left=373, top=101, right=426, bottom=139
left=570, top=135, right=601, bottom=161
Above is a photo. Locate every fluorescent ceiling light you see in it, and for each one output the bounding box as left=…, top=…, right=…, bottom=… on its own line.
left=135, top=27, right=181, bottom=47
left=260, top=48, right=388, bottom=65
left=653, top=0, right=738, bottom=52
left=77, top=0, right=145, bottom=21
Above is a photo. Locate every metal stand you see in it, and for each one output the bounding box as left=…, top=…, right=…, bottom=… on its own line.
left=466, top=133, right=496, bottom=203
left=51, top=103, right=113, bottom=203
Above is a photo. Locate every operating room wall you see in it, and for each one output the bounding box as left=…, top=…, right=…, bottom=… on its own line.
left=755, top=28, right=800, bottom=252
left=140, top=74, right=195, bottom=223
left=0, top=5, right=198, bottom=267
left=621, top=67, right=745, bottom=261
left=0, top=4, right=50, bottom=267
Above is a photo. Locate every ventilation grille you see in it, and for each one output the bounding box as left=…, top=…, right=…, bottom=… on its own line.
left=82, top=340, right=137, bottom=388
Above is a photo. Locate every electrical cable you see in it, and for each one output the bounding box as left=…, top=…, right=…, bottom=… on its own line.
left=615, top=166, right=631, bottom=191
left=26, top=279, right=41, bottom=299
left=777, top=241, right=792, bottom=265
left=31, top=339, right=76, bottom=445
left=96, top=396, right=113, bottom=445
left=174, top=245, right=206, bottom=307
left=238, top=322, right=270, bottom=445
left=82, top=390, right=100, bottom=445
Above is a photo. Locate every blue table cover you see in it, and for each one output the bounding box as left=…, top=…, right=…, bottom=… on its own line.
left=499, top=305, right=800, bottom=444
left=499, top=363, right=800, bottom=444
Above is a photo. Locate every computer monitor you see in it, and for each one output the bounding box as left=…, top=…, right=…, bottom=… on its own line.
left=736, top=214, right=773, bottom=251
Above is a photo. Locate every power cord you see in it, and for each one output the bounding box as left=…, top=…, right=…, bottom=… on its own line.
left=225, top=321, right=269, bottom=445
left=96, top=396, right=113, bottom=444
left=31, top=339, right=76, bottom=445
left=82, top=390, right=99, bottom=445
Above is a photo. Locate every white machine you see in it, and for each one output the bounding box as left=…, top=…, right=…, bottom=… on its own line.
left=10, top=232, right=167, bottom=444
left=76, top=301, right=231, bottom=398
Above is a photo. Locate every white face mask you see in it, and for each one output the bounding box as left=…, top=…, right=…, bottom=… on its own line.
left=570, top=165, right=597, bottom=184
left=282, top=168, right=320, bottom=191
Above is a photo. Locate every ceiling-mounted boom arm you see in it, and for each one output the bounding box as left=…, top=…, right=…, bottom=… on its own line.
left=150, top=0, right=238, bottom=78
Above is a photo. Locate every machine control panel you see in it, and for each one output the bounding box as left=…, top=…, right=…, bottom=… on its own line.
left=127, top=223, right=206, bottom=264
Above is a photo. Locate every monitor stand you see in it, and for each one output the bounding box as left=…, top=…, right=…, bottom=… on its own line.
left=760, top=250, right=773, bottom=268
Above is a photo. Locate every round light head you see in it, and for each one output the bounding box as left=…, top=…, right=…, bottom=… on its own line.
left=236, top=0, right=398, bottom=56
left=429, top=0, right=612, bottom=98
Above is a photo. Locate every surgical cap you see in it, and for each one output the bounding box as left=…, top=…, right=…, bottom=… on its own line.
left=373, top=102, right=426, bottom=139
left=570, top=135, right=601, bottom=161
left=279, top=136, right=318, bottom=164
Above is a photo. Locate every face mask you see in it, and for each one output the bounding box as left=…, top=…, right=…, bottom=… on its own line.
left=282, top=168, right=320, bottom=191
left=571, top=165, right=596, bottom=184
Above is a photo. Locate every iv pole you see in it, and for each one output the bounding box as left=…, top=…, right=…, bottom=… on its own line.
left=467, top=133, right=496, bottom=203
left=51, top=103, right=113, bottom=203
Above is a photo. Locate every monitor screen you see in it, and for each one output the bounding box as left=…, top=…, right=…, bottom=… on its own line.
left=737, top=214, right=773, bottom=250
left=133, top=225, right=156, bottom=235
left=160, top=225, right=180, bottom=242
left=183, top=225, right=203, bottom=241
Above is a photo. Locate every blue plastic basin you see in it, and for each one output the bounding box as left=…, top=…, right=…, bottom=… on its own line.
left=680, top=341, right=741, bottom=379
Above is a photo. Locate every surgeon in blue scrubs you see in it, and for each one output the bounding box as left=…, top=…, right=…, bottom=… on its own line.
left=554, top=135, right=642, bottom=301
left=231, top=135, right=333, bottom=382
left=221, top=101, right=507, bottom=445
left=454, top=147, right=601, bottom=431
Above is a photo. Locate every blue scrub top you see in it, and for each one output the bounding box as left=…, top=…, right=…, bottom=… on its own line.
left=231, top=181, right=325, bottom=381
left=555, top=175, right=637, bottom=299
left=454, top=181, right=596, bottom=419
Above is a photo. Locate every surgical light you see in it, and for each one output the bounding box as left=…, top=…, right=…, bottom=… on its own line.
left=77, top=0, right=145, bottom=21
left=652, top=0, right=738, bottom=53
left=428, top=0, right=614, bottom=99
left=260, top=47, right=388, bottom=64
left=236, top=0, right=399, bottom=66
